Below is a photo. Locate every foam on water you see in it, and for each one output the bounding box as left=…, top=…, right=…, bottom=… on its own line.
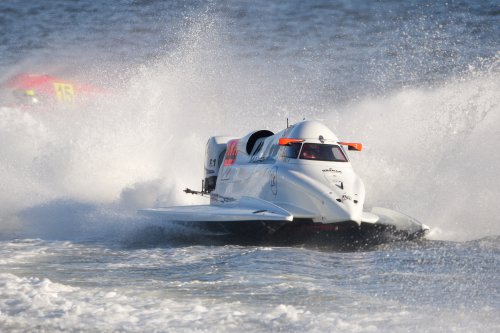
left=0, top=241, right=498, bottom=332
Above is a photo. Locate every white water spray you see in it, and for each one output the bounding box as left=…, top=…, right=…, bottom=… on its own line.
left=328, top=60, right=500, bottom=240
left=0, top=12, right=498, bottom=242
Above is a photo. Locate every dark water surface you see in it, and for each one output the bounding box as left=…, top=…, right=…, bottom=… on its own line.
left=1, top=236, right=498, bottom=332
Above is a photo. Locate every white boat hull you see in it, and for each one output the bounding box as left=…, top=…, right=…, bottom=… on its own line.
left=139, top=120, right=429, bottom=247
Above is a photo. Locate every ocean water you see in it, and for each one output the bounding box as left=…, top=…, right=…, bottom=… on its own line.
left=0, top=0, right=499, bottom=332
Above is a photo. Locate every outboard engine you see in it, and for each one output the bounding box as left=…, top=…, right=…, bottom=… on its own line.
left=204, top=136, right=235, bottom=193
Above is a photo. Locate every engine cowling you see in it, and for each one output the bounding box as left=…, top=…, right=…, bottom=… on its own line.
left=204, top=136, right=235, bottom=193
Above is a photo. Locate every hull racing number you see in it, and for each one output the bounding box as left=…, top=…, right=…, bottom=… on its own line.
left=223, top=139, right=239, bottom=166
left=53, top=82, right=75, bottom=102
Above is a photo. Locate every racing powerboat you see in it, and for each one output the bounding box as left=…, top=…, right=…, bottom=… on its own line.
left=140, top=120, right=429, bottom=247
left=0, top=73, right=107, bottom=109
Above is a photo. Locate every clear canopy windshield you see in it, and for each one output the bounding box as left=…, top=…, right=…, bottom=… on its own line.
left=284, top=143, right=348, bottom=162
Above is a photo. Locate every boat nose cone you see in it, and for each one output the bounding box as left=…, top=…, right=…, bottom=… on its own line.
left=322, top=196, right=363, bottom=225
left=344, top=202, right=363, bottom=225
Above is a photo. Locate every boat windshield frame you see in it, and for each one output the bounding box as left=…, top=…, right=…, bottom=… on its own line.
left=283, top=142, right=348, bottom=162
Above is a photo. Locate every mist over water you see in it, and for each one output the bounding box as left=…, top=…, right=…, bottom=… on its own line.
left=1, top=2, right=498, bottom=241
left=0, top=1, right=499, bottom=332
left=331, top=61, right=500, bottom=241
left=0, top=10, right=316, bottom=239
